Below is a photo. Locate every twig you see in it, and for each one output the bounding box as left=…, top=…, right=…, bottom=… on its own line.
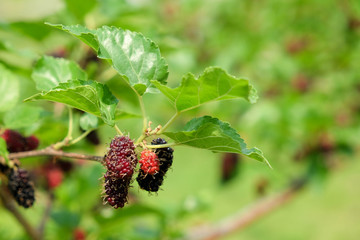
left=38, top=192, right=54, bottom=237
left=183, top=177, right=307, bottom=240
left=2, top=147, right=104, bottom=163
left=0, top=186, right=41, bottom=240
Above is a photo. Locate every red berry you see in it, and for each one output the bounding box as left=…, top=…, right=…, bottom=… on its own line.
left=46, top=167, right=63, bottom=189
left=139, top=150, right=159, bottom=175
left=105, top=136, right=137, bottom=179
left=73, top=228, right=86, bottom=240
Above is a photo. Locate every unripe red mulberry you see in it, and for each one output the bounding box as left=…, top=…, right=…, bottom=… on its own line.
left=103, top=136, right=137, bottom=208
left=139, top=150, right=160, bottom=175
left=7, top=168, right=35, bottom=208
left=136, top=138, right=173, bottom=192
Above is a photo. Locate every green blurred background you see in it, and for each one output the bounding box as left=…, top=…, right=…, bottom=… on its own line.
left=0, top=0, right=360, bottom=239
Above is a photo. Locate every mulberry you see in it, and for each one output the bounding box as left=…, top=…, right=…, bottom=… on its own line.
left=7, top=168, right=35, bottom=208
left=104, top=172, right=130, bottom=209
left=103, top=136, right=137, bottom=208
left=139, top=150, right=160, bottom=175
left=105, top=136, right=137, bottom=179
left=1, top=130, right=39, bottom=153
left=136, top=138, right=174, bottom=192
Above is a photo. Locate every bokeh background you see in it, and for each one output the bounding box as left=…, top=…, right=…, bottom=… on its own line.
left=0, top=0, right=360, bottom=239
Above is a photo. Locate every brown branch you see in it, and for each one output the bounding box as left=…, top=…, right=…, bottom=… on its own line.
left=0, top=186, right=41, bottom=240
left=183, top=178, right=307, bottom=240
left=3, top=147, right=104, bottom=163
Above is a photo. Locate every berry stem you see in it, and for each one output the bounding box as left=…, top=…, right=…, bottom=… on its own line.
left=145, top=143, right=177, bottom=149
left=157, top=112, right=180, bottom=134
left=69, top=129, right=95, bottom=145
left=114, top=124, right=124, bottom=136
left=66, top=107, right=74, bottom=141
left=138, top=95, right=148, bottom=134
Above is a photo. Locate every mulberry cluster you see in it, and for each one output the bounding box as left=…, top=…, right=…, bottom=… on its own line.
left=7, top=168, right=35, bottom=208
left=136, top=138, right=174, bottom=192
left=104, top=136, right=137, bottom=209
left=1, top=129, right=39, bottom=153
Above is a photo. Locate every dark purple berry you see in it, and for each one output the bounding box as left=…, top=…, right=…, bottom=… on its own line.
left=7, top=168, right=35, bottom=208
left=1, top=130, right=39, bottom=153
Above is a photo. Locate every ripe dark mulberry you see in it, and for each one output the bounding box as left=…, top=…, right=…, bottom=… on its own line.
left=1, top=130, right=39, bottom=153
left=7, top=168, right=35, bottom=208
left=136, top=138, right=174, bottom=192
left=139, top=150, right=160, bottom=175
left=104, top=172, right=130, bottom=209
left=103, top=136, right=137, bottom=208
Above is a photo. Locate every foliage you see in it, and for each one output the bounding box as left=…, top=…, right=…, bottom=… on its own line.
left=0, top=0, right=359, bottom=239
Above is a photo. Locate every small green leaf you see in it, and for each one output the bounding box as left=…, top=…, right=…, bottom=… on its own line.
left=46, top=23, right=169, bottom=95
left=164, top=116, right=270, bottom=167
left=3, top=105, right=43, bottom=129
left=0, top=64, right=19, bottom=112
left=25, top=80, right=118, bottom=126
left=0, top=138, right=9, bottom=164
left=152, top=67, right=258, bottom=112
left=32, top=56, right=88, bottom=91
left=79, top=113, right=99, bottom=131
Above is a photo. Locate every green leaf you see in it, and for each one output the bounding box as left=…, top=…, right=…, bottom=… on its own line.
left=0, top=64, right=19, bottom=112
left=0, top=138, right=9, bottom=164
left=25, top=80, right=118, bottom=126
left=46, top=23, right=169, bottom=95
left=164, top=116, right=270, bottom=167
left=79, top=113, right=99, bottom=131
left=32, top=56, right=88, bottom=91
left=152, top=67, right=258, bottom=112
left=3, top=105, right=43, bottom=129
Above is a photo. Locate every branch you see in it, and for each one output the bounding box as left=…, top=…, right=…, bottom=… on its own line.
left=183, top=177, right=307, bottom=240
left=0, top=186, right=41, bottom=240
left=3, top=147, right=104, bottom=163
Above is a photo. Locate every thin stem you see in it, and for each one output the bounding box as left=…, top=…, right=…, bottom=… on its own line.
left=3, top=148, right=104, bottom=163
left=66, top=107, right=73, bottom=140
left=138, top=95, right=147, bottom=133
left=69, top=129, right=94, bottom=145
left=0, top=186, right=41, bottom=240
left=114, top=124, right=124, bottom=136
left=145, top=143, right=177, bottom=149
left=157, top=112, right=180, bottom=134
